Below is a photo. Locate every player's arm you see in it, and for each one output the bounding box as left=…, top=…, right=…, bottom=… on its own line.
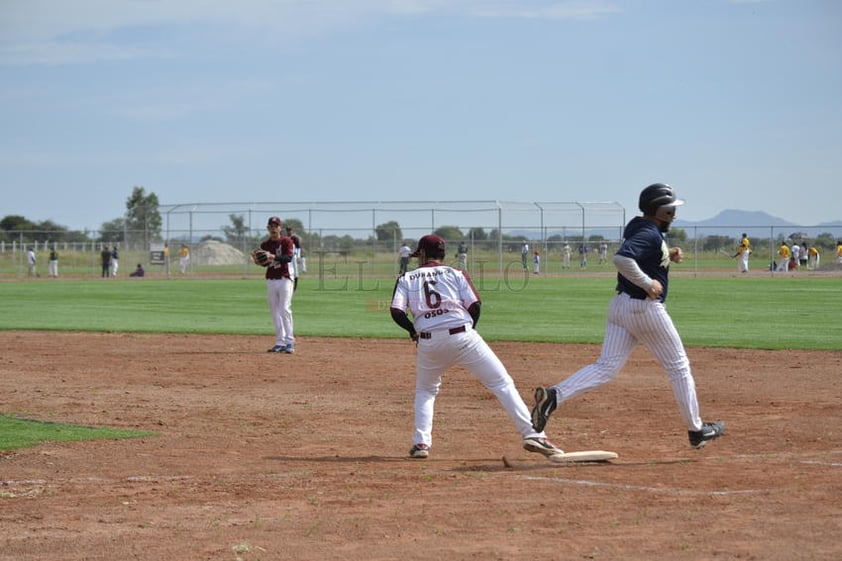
left=614, top=255, right=661, bottom=299
left=467, top=302, right=480, bottom=328
left=390, top=307, right=418, bottom=342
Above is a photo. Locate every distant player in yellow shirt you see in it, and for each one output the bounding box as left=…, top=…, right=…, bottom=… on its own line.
left=735, top=233, right=751, bottom=273
left=837, top=241, right=842, bottom=265
left=777, top=242, right=791, bottom=272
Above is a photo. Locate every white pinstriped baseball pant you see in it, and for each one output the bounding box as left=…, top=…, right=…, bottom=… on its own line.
left=552, top=292, right=703, bottom=431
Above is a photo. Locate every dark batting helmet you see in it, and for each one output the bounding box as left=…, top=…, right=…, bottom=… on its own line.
left=411, top=234, right=447, bottom=259
left=638, top=183, right=685, bottom=215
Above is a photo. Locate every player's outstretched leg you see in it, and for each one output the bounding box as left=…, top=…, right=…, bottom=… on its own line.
left=531, top=386, right=558, bottom=433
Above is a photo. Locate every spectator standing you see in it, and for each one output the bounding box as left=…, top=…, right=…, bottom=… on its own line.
left=561, top=243, right=571, bottom=269
left=807, top=245, right=820, bottom=270
left=598, top=242, right=609, bottom=264
left=456, top=241, right=468, bottom=269
left=100, top=246, right=112, bottom=278
left=27, top=247, right=37, bottom=277
left=48, top=246, right=59, bottom=277
left=520, top=242, right=529, bottom=271
left=533, top=251, right=541, bottom=274
left=398, top=242, right=412, bottom=275
left=178, top=244, right=190, bottom=274
left=837, top=240, right=842, bottom=264
left=111, top=246, right=119, bottom=277
left=790, top=242, right=801, bottom=270
left=777, top=242, right=791, bottom=272
left=579, top=244, right=589, bottom=268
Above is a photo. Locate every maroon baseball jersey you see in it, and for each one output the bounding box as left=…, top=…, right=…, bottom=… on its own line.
left=260, top=236, right=294, bottom=279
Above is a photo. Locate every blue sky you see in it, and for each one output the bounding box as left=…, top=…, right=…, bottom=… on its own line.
left=2, top=0, right=840, bottom=232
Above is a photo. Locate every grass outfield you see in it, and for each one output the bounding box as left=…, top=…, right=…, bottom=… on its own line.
left=0, top=274, right=838, bottom=350
left=0, top=414, right=154, bottom=451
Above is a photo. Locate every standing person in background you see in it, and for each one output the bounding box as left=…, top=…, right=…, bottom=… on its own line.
left=27, top=247, right=37, bottom=277
left=286, top=226, right=302, bottom=290
left=735, top=233, right=751, bottom=273
left=807, top=244, right=820, bottom=270
left=777, top=242, right=791, bottom=272
left=561, top=242, right=571, bottom=269
left=579, top=244, right=589, bottom=268
left=389, top=234, right=564, bottom=460
left=178, top=244, right=190, bottom=274
left=531, top=183, right=725, bottom=449
left=254, top=217, right=296, bottom=354
left=111, top=246, right=120, bottom=277
left=456, top=240, right=468, bottom=269
left=48, top=246, right=59, bottom=277
left=598, top=241, right=609, bottom=264
left=520, top=241, right=529, bottom=271
left=790, top=242, right=801, bottom=270
left=836, top=241, right=842, bottom=264
left=533, top=250, right=540, bottom=274
left=163, top=243, right=170, bottom=275
left=398, top=242, right=412, bottom=275
left=100, top=245, right=112, bottom=278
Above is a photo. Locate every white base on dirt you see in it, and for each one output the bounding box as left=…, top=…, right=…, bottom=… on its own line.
left=548, top=450, right=618, bottom=463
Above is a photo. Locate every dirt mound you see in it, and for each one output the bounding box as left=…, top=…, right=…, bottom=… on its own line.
left=191, top=239, right=246, bottom=266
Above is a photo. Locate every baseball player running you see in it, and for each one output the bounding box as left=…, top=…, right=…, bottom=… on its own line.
left=531, top=184, right=725, bottom=449
left=254, top=216, right=296, bottom=353
left=390, top=234, right=563, bottom=459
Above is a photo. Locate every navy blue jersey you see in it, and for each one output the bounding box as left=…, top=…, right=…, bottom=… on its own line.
left=615, top=217, right=671, bottom=302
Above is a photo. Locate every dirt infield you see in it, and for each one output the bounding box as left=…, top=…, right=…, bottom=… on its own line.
left=2, top=331, right=841, bottom=561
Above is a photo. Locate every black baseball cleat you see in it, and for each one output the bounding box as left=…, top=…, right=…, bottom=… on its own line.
left=531, top=386, right=558, bottom=433
left=267, top=345, right=287, bottom=353
left=409, top=443, right=430, bottom=459
left=522, top=436, right=563, bottom=457
left=688, top=421, right=726, bottom=448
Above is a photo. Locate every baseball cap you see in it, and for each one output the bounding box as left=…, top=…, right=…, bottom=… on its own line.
left=411, top=234, right=446, bottom=258
left=267, top=216, right=282, bottom=226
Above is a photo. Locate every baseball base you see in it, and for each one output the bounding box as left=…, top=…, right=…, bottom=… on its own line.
left=548, top=450, right=618, bottom=464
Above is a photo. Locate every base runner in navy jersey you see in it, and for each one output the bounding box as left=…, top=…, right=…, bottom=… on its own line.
left=531, top=184, right=725, bottom=449
left=390, top=234, right=564, bottom=460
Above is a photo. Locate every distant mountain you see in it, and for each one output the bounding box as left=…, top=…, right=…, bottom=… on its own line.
left=508, top=209, right=841, bottom=241
left=674, top=209, right=839, bottom=238
left=675, top=209, right=794, bottom=229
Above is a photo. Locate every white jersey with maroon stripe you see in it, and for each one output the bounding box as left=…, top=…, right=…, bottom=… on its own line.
left=391, top=263, right=477, bottom=333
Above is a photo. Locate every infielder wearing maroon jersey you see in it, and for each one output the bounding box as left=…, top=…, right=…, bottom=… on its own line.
left=532, top=184, right=725, bottom=448
left=257, top=216, right=296, bottom=353
left=390, top=234, right=563, bottom=459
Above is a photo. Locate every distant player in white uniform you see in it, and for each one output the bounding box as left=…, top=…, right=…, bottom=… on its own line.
left=531, top=184, right=725, bottom=449
left=390, top=234, right=563, bottom=459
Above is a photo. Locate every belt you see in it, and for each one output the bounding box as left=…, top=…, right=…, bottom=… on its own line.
left=617, top=290, right=647, bottom=301
left=418, top=325, right=467, bottom=339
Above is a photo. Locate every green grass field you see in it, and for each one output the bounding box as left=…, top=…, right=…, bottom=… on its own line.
left=0, top=414, right=154, bottom=451
left=1, top=274, right=838, bottom=350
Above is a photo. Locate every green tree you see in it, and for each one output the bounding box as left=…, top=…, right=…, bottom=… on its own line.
left=467, top=227, right=487, bottom=241
left=123, top=186, right=162, bottom=245
left=374, top=221, right=402, bottom=243
left=667, top=227, right=688, bottom=244
left=99, top=218, right=126, bottom=243
left=433, top=226, right=464, bottom=242
left=222, top=214, right=250, bottom=244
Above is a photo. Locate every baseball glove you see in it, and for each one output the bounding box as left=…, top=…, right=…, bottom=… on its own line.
left=252, top=249, right=272, bottom=266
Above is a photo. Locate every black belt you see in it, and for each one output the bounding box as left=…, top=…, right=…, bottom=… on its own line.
left=418, top=325, right=467, bottom=339
left=618, top=290, right=647, bottom=301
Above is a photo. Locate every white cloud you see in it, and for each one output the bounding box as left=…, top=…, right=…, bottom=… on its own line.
left=0, top=0, right=619, bottom=66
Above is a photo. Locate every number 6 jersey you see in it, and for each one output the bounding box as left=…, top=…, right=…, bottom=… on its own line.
left=391, top=263, right=479, bottom=333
